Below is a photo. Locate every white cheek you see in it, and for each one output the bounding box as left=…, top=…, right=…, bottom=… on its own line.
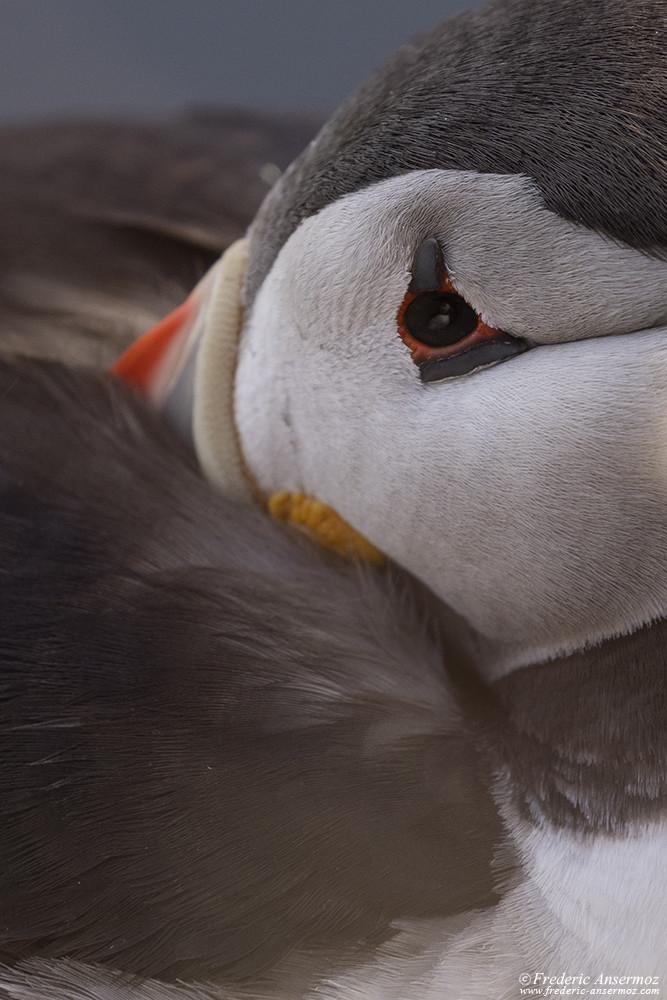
left=238, top=294, right=667, bottom=668
left=236, top=308, right=408, bottom=499
left=234, top=298, right=304, bottom=495
left=235, top=212, right=411, bottom=498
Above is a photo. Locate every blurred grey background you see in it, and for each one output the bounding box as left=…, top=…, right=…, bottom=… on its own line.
left=1, top=0, right=482, bottom=123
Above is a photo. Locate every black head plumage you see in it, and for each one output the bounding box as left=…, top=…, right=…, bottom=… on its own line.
left=246, top=0, right=667, bottom=305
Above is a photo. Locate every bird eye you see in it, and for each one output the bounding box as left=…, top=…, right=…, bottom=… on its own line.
left=401, top=291, right=479, bottom=349
left=397, top=238, right=529, bottom=381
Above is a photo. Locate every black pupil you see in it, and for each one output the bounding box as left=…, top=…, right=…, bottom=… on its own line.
left=403, top=292, right=478, bottom=349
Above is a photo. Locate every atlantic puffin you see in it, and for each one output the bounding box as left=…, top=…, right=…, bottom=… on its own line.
left=1, top=0, right=666, bottom=997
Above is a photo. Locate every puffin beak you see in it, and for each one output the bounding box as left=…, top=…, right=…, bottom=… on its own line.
left=112, top=292, right=202, bottom=406
left=112, top=238, right=253, bottom=502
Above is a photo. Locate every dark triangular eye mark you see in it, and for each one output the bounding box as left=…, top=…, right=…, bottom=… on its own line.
left=409, top=238, right=445, bottom=293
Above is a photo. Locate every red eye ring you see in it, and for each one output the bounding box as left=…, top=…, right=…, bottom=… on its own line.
left=397, top=276, right=501, bottom=367
left=397, top=238, right=529, bottom=381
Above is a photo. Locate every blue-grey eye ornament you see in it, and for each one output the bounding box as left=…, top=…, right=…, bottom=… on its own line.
left=398, top=238, right=529, bottom=382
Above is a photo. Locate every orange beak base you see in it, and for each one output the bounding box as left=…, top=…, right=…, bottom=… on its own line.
left=111, top=299, right=194, bottom=398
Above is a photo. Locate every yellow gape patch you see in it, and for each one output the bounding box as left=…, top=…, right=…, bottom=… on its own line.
left=268, top=492, right=385, bottom=566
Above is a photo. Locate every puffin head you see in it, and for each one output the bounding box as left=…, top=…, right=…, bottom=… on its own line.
left=114, top=0, right=667, bottom=676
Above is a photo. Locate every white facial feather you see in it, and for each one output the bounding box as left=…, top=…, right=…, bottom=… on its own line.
left=236, top=171, right=667, bottom=672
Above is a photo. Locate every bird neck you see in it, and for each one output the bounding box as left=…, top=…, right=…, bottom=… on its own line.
left=484, top=614, right=667, bottom=834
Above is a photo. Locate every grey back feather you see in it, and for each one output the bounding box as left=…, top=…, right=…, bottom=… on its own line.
left=0, top=358, right=502, bottom=986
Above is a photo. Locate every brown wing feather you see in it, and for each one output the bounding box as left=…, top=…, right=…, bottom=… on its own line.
left=0, top=110, right=321, bottom=366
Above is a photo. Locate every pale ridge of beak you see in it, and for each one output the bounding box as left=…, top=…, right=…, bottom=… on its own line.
left=191, top=237, right=253, bottom=502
